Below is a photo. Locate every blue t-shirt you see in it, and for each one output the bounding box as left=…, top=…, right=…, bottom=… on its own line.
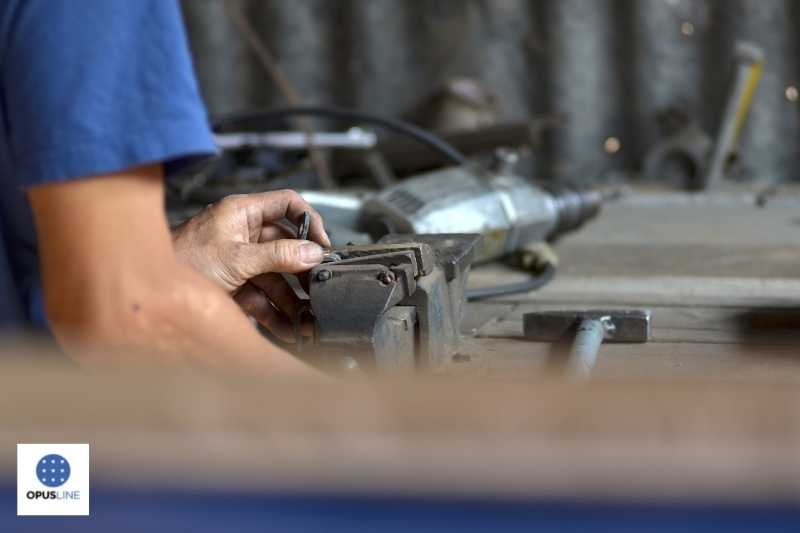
left=0, top=1, right=216, bottom=330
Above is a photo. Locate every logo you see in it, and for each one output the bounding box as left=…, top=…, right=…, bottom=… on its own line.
left=17, top=444, right=90, bottom=516
left=37, top=454, right=71, bottom=487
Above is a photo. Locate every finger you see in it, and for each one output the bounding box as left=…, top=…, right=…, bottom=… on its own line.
left=258, top=223, right=296, bottom=242
left=249, top=272, right=303, bottom=318
left=258, top=226, right=316, bottom=295
left=259, top=222, right=295, bottom=243
left=234, top=283, right=296, bottom=342
left=232, top=190, right=331, bottom=247
left=239, top=239, right=324, bottom=276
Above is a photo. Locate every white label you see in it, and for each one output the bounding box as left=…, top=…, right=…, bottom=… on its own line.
left=17, top=443, right=90, bottom=516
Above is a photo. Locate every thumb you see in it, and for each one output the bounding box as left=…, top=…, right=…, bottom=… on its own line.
left=240, top=239, right=324, bottom=275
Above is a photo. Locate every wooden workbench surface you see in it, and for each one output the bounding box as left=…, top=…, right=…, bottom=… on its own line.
left=459, top=190, right=800, bottom=381
left=2, top=190, right=800, bottom=502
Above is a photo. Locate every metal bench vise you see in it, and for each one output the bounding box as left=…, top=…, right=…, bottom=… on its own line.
left=304, top=234, right=481, bottom=374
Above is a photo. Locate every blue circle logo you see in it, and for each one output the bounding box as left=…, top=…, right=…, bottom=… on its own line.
left=37, top=454, right=70, bottom=487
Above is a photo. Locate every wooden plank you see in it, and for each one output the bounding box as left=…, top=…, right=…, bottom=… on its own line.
left=563, top=204, right=800, bottom=248
left=460, top=302, right=514, bottom=335
left=467, top=201, right=800, bottom=303
left=468, top=273, right=800, bottom=307
left=3, top=362, right=800, bottom=502
left=461, top=195, right=800, bottom=379
left=557, top=244, right=800, bottom=279
left=475, top=304, right=800, bottom=345
left=452, top=337, right=800, bottom=382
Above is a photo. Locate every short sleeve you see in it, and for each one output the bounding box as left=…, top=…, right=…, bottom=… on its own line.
left=0, top=0, right=216, bottom=185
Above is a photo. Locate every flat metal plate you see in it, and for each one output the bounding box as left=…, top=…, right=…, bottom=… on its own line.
left=523, top=310, right=651, bottom=343
left=336, top=242, right=435, bottom=276
left=378, top=234, right=482, bottom=281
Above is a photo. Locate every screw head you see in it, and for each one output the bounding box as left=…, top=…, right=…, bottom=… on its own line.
left=377, top=271, right=396, bottom=285
left=316, top=269, right=332, bottom=282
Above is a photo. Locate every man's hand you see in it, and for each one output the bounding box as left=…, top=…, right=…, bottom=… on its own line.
left=172, top=190, right=331, bottom=341
left=172, top=190, right=330, bottom=292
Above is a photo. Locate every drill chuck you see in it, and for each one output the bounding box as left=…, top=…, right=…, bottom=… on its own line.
left=547, top=187, right=604, bottom=240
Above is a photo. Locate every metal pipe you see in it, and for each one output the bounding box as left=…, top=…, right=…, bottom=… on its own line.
left=565, top=317, right=612, bottom=381
left=214, top=128, right=377, bottom=150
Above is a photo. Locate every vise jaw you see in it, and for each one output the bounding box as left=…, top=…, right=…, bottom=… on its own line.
left=306, top=234, right=481, bottom=374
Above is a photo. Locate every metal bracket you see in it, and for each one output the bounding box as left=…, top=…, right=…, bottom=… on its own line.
left=523, top=309, right=651, bottom=343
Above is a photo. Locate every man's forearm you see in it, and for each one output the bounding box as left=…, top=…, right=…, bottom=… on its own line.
left=45, top=259, right=311, bottom=374
left=28, top=163, right=315, bottom=375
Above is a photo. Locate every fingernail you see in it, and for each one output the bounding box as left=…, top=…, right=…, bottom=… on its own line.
left=299, top=241, right=323, bottom=264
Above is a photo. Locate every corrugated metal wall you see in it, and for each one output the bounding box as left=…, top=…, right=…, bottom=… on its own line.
left=182, top=0, right=800, bottom=182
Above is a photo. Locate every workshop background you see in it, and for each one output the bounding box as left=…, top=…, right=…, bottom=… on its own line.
left=6, top=2, right=800, bottom=531
left=182, top=0, right=800, bottom=184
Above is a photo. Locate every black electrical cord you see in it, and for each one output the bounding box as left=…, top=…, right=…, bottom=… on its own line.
left=212, top=105, right=557, bottom=301
left=466, top=263, right=556, bottom=302
left=211, top=105, right=468, bottom=166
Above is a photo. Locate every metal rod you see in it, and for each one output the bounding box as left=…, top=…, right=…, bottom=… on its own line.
left=565, top=318, right=608, bottom=381
left=214, top=129, right=377, bottom=150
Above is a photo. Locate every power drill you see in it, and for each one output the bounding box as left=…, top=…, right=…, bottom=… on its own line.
left=359, top=162, right=605, bottom=263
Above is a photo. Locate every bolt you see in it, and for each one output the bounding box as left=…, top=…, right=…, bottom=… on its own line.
left=377, top=271, right=396, bottom=285
left=316, top=269, right=332, bottom=282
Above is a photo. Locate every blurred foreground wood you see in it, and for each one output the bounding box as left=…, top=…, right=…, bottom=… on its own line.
left=2, top=358, right=800, bottom=504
